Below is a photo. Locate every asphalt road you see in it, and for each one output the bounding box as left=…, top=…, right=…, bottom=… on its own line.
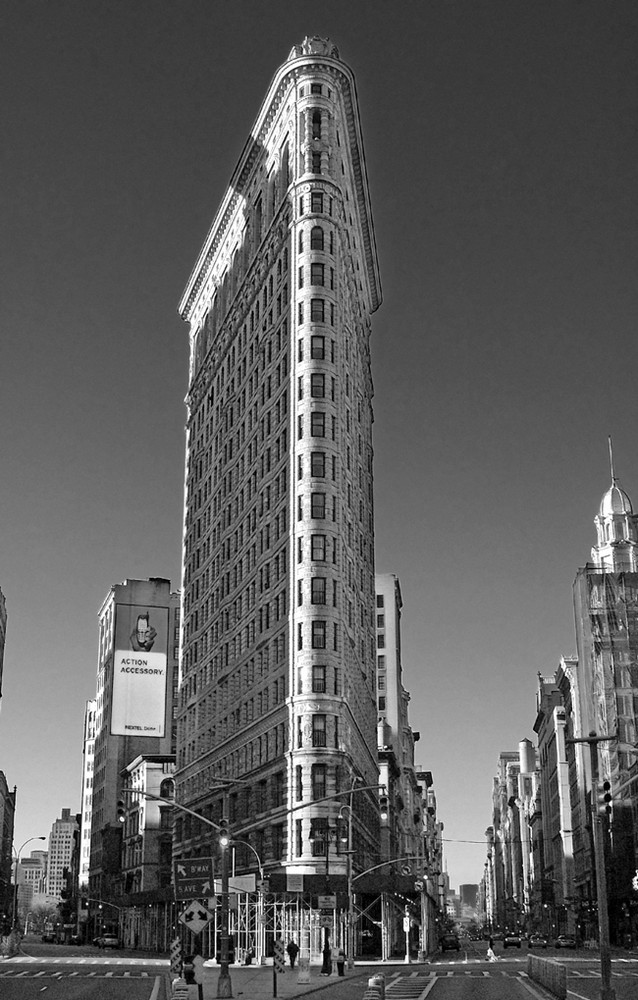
left=0, top=940, right=168, bottom=1000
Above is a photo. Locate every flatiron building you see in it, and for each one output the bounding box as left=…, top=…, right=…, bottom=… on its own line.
left=176, top=37, right=382, bottom=886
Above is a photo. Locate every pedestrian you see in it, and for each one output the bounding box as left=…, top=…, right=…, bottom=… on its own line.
left=286, top=939, right=299, bottom=969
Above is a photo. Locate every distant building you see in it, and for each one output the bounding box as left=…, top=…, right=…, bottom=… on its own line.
left=0, top=772, right=16, bottom=930
left=46, top=808, right=78, bottom=901
left=568, top=468, right=638, bottom=942
left=459, top=884, right=478, bottom=909
left=375, top=574, right=426, bottom=871
left=87, top=578, right=179, bottom=933
left=79, top=700, right=96, bottom=888
left=119, top=755, right=175, bottom=949
left=16, top=851, right=47, bottom=926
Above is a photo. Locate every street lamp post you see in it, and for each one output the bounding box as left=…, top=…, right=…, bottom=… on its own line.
left=12, top=837, right=46, bottom=930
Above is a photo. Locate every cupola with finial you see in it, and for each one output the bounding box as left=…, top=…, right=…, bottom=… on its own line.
left=591, top=437, right=638, bottom=571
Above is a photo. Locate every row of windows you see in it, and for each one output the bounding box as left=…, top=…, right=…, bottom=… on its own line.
left=298, top=263, right=335, bottom=288
left=297, top=298, right=336, bottom=325
left=298, top=493, right=337, bottom=521
left=299, top=226, right=334, bottom=254
left=296, top=620, right=339, bottom=651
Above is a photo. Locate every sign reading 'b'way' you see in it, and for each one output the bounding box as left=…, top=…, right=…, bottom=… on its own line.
left=174, top=857, right=214, bottom=900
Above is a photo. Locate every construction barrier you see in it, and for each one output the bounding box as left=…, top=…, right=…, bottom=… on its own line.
left=527, top=955, right=566, bottom=999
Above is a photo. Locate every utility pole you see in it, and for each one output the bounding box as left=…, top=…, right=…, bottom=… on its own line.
left=567, top=731, right=616, bottom=1000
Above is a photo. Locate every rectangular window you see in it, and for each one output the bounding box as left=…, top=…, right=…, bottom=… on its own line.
left=298, top=302, right=304, bottom=324
left=312, top=714, right=327, bottom=747
left=311, top=412, right=325, bottom=437
left=311, top=335, right=325, bottom=359
left=296, top=819, right=303, bottom=857
left=311, top=493, right=326, bottom=518
left=311, top=298, right=325, bottom=322
left=311, top=263, right=325, bottom=286
left=311, top=451, right=326, bottom=477
left=311, top=577, right=326, bottom=604
left=311, top=192, right=324, bottom=213
left=312, top=763, right=327, bottom=799
left=312, top=620, right=326, bottom=649
left=296, top=765, right=303, bottom=801
left=312, top=664, right=326, bottom=693
left=310, top=373, right=325, bottom=397
left=311, top=534, right=326, bottom=561
left=298, top=266, right=304, bottom=288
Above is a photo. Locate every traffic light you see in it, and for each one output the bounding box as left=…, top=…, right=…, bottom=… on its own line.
left=116, top=799, right=126, bottom=823
left=379, top=795, right=389, bottom=822
left=597, top=780, right=613, bottom=816
left=219, top=817, right=230, bottom=848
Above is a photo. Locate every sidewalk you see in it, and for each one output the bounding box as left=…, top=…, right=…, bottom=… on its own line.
left=171, top=961, right=389, bottom=1000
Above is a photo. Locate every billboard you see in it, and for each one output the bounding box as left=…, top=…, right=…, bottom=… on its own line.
left=111, top=604, right=169, bottom=737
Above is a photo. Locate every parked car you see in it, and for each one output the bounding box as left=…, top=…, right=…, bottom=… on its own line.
left=96, top=935, right=120, bottom=949
left=440, top=933, right=460, bottom=952
left=554, top=935, right=577, bottom=949
left=503, top=932, right=522, bottom=948
left=528, top=934, right=548, bottom=949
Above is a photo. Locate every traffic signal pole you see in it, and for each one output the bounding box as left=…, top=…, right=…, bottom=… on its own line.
left=567, top=732, right=616, bottom=1000
left=217, top=828, right=232, bottom=998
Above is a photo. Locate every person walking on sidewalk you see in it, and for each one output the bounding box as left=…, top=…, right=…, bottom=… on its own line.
left=286, top=940, right=299, bottom=969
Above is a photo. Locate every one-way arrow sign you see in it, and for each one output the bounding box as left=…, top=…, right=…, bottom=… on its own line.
left=174, top=857, right=215, bottom=900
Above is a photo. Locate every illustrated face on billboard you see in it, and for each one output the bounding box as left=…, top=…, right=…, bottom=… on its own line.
left=111, top=604, right=169, bottom=737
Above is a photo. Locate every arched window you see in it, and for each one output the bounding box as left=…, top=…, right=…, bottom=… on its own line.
left=159, top=779, right=174, bottom=800
left=310, top=226, right=324, bottom=251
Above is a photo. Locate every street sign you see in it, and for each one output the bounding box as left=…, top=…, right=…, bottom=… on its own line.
left=174, top=857, right=214, bottom=900
left=318, top=894, right=336, bottom=909
left=179, top=900, right=213, bottom=936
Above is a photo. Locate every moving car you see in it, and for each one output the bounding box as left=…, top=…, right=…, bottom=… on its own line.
left=440, top=933, right=460, bottom=952
left=528, top=933, right=548, bottom=949
left=554, top=934, right=577, bottom=949
left=503, top=931, right=522, bottom=948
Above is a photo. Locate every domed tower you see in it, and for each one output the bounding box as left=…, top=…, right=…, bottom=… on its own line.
left=591, top=439, right=638, bottom=571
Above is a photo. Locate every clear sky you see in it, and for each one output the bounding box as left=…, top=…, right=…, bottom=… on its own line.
left=1, top=1, right=637, bottom=889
